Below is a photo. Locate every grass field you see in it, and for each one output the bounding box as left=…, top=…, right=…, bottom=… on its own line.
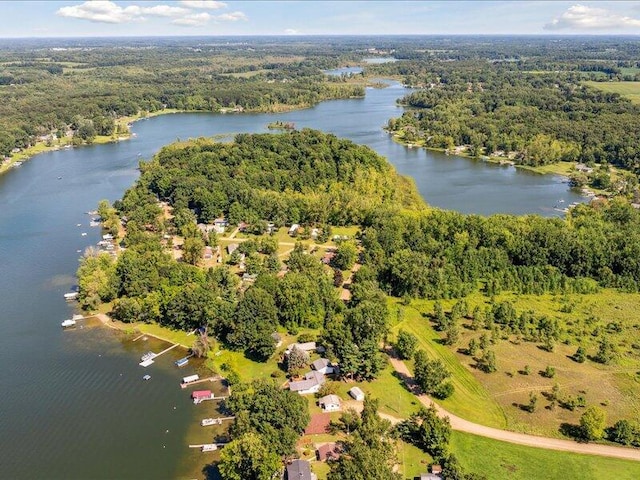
left=584, top=80, right=640, bottom=104
left=389, top=298, right=509, bottom=429
left=400, top=289, right=640, bottom=437
left=451, top=431, right=640, bottom=480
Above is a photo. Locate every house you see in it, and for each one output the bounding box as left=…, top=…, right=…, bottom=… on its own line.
left=197, top=223, right=214, bottom=234
left=271, top=332, right=283, bottom=348
left=311, top=228, right=319, bottom=240
left=212, top=217, right=228, bottom=234
left=418, top=475, right=441, bottom=480
left=237, top=221, right=248, bottom=232
left=286, top=459, right=315, bottom=480
left=431, top=465, right=443, bottom=475
left=318, top=394, right=341, bottom=412
left=285, top=342, right=317, bottom=356
left=311, top=358, right=335, bottom=375
left=227, top=243, right=239, bottom=255
left=267, top=222, right=276, bottom=234
left=348, top=386, right=365, bottom=401
left=289, top=370, right=325, bottom=395
left=316, top=442, right=342, bottom=461
left=288, top=223, right=300, bottom=236
left=203, top=246, right=213, bottom=260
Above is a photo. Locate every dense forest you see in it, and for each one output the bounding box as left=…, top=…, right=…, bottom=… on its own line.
left=0, top=37, right=365, bottom=156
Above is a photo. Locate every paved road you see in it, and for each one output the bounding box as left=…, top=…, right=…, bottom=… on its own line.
left=388, top=356, right=640, bottom=461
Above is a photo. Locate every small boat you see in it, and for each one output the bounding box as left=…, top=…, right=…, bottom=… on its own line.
left=64, top=292, right=79, bottom=300
left=143, top=374, right=151, bottom=381
left=175, top=357, right=189, bottom=367
left=61, top=318, right=76, bottom=328
left=141, top=351, right=156, bottom=362
left=81, top=232, right=87, bottom=236
left=201, top=418, right=219, bottom=426
left=57, top=176, right=62, bottom=180
left=201, top=444, right=217, bottom=452
left=559, top=199, right=565, bottom=203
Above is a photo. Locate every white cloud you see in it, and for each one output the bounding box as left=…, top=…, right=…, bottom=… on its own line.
left=57, top=1, right=189, bottom=24
left=284, top=28, right=299, bottom=35
left=180, top=1, right=227, bottom=9
left=545, top=4, right=640, bottom=30
left=142, top=5, right=190, bottom=18
left=214, top=11, right=247, bottom=22
left=172, top=12, right=211, bottom=27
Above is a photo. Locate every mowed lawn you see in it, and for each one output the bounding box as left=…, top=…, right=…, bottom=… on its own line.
left=584, top=80, right=640, bottom=104
left=451, top=431, right=640, bottom=480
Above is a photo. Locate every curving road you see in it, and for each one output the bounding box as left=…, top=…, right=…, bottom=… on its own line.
left=387, top=356, right=640, bottom=462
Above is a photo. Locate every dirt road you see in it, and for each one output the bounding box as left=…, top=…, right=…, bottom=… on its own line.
left=388, top=356, right=640, bottom=461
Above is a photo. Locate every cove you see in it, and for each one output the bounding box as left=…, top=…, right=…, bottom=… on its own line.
left=0, top=81, right=584, bottom=479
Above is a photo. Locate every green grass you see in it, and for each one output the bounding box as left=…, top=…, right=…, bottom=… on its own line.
left=451, top=431, right=640, bottom=480
left=389, top=298, right=508, bottom=429
left=584, top=81, right=640, bottom=104
left=397, top=440, right=432, bottom=479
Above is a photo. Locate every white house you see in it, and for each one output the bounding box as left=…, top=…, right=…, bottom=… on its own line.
left=289, top=370, right=325, bottom=395
left=311, top=358, right=335, bottom=375
left=213, top=218, right=228, bottom=234
left=285, top=342, right=317, bottom=356
left=348, top=386, right=365, bottom=401
left=318, top=394, right=341, bottom=412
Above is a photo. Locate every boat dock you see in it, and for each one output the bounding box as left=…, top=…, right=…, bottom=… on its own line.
left=180, top=376, right=220, bottom=389
left=138, top=343, right=180, bottom=367
left=188, top=443, right=227, bottom=452
left=201, top=416, right=235, bottom=426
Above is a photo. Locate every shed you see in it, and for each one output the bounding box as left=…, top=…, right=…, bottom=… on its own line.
left=348, top=386, right=365, bottom=401
left=318, top=394, right=341, bottom=412
left=288, top=224, right=300, bottom=236
left=286, top=459, right=313, bottom=480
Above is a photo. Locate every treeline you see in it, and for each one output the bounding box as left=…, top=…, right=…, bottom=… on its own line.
left=360, top=199, right=640, bottom=300
left=383, top=63, right=640, bottom=172
left=0, top=40, right=364, bottom=156
left=132, top=129, right=422, bottom=226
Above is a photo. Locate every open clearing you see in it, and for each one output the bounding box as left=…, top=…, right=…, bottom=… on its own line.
left=584, top=81, right=640, bottom=104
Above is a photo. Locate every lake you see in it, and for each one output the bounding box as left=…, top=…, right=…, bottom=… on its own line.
left=0, top=81, right=584, bottom=478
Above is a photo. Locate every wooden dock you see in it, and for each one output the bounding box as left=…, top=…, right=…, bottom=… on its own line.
left=189, top=442, right=227, bottom=451
left=180, top=376, right=220, bottom=389
left=155, top=343, right=180, bottom=358
left=201, top=416, right=235, bottom=426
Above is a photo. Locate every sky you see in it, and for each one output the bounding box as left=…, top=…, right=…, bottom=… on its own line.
left=1, top=1, right=640, bottom=37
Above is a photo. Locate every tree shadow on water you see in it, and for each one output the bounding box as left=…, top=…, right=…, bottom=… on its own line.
left=202, top=463, right=221, bottom=480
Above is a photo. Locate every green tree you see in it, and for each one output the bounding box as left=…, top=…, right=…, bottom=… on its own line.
left=395, top=330, right=418, bottom=360
left=182, top=236, right=205, bottom=265
left=218, top=432, right=281, bottom=480
left=414, top=350, right=454, bottom=399
left=580, top=406, right=607, bottom=441
left=333, top=241, right=358, bottom=270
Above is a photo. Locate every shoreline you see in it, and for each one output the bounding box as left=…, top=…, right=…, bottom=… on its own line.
left=0, top=90, right=370, bottom=178
left=388, top=132, right=603, bottom=199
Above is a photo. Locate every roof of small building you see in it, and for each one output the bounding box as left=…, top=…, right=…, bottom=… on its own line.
left=349, top=386, right=364, bottom=397
left=286, top=459, right=312, bottom=480
left=227, top=243, right=239, bottom=254
left=317, top=442, right=342, bottom=461
left=319, top=394, right=341, bottom=406
left=305, top=413, right=332, bottom=435
left=312, top=358, right=331, bottom=370
left=286, top=341, right=316, bottom=353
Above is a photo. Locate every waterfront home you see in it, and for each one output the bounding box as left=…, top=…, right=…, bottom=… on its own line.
left=289, top=370, right=325, bottom=395
left=316, top=442, right=342, bottom=462
left=285, top=459, right=315, bottom=480
left=311, top=358, right=335, bottom=375
left=348, top=386, right=365, bottom=401
left=318, top=394, right=341, bottom=413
